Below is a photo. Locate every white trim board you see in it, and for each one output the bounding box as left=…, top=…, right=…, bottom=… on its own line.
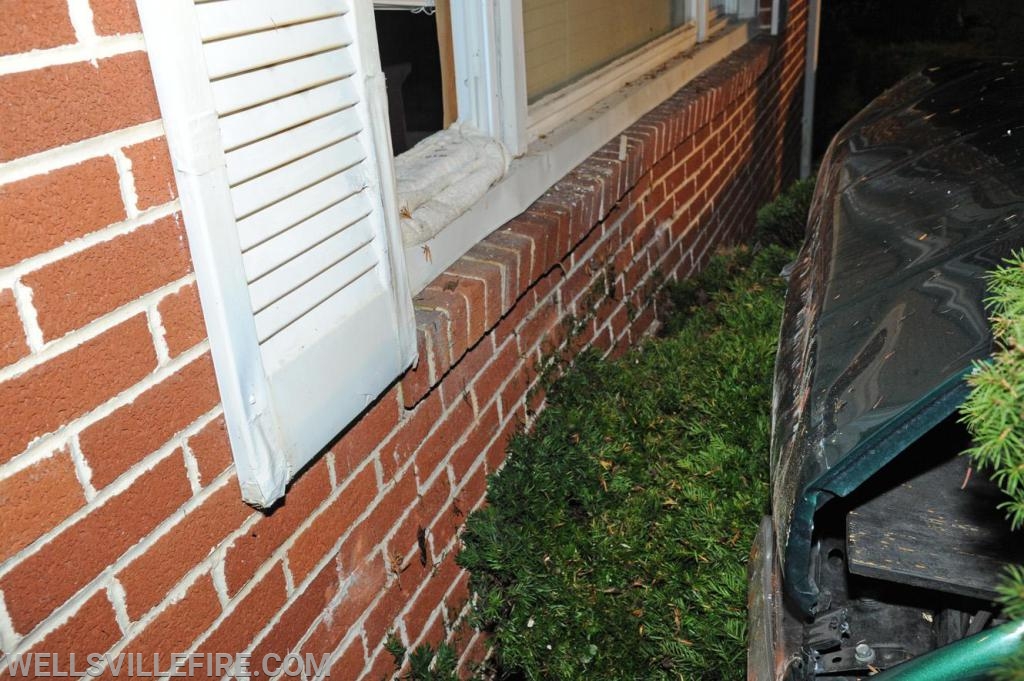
left=404, top=19, right=758, bottom=293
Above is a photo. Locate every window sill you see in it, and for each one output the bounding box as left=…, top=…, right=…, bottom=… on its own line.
left=402, top=17, right=759, bottom=294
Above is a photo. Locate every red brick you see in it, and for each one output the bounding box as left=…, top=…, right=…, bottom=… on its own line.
left=380, top=391, right=441, bottom=481
left=251, top=563, right=341, bottom=671
left=0, top=452, right=192, bottom=634
left=339, top=472, right=417, bottom=571
left=404, top=556, right=461, bottom=643
left=464, top=243, right=517, bottom=314
left=332, top=391, right=400, bottom=479
left=390, top=472, right=450, bottom=564
left=455, top=456, right=488, bottom=513
left=0, top=592, right=121, bottom=681
left=413, top=398, right=474, bottom=481
left=416, top=277, right=470, bottom=364
left=409, top=306, right=453, bottom=397
left=483, top=230, right=533, bottom=298
left=106, top=576, right=220, bottom=679
left=362, top=580, right=408, bottom=655
left=448, top=259, right=502, bottom=331
left=504, top=215, right=554, bottom=283
left=0, top=52, right=161, bottom=162
left=0, top=288, right=28, bottom=368
left=157, top=283, right=206, bottom=357
left=79, top=353, right=219, bottom=489
left=90, top=0, right=141, bottom=35
left=450, top=402, right=497, bottom=483
left=324, top=637, right=367, bottom=681
left=118, top=478, right=251, bottom=620
left=400, top=351, right=432, bottom=410
left=287, top=463, right=379, bottom=585
left=0, top=314, right=156, bottom=464
left=0, top=448, right=85, bottom=564
left=124, top=137, right=176, bottom=210
left=186, top=416, right=233, bottom=485
left=360, top=645, right=397, bottom=681
left=0, top=157, right=126, bottom=269
left=473, top=338, right=520, bottom=413
left=197, top=564, right=288, bottom=658
left=439, top=335, right=493, bottom=410
left=222, top=459, right=332, bottom=595
left=27, top=216, right=192, bottom=341
left=300, top=554, right=387, bottom=661
left=0, top=1, right=75, bottom=56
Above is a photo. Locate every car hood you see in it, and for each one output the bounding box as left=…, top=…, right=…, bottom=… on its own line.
left=772, top=59, right=1024, bottom=615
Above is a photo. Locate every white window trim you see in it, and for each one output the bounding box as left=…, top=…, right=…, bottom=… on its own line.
left=403, top=19, right=759, bottom=292
left=526, top=22, right=700, bottom=144
left=401, top=9, right=760, bottom=292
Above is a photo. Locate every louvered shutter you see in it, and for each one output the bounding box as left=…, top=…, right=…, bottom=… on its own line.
left=138, top=0, right=416, bottom=507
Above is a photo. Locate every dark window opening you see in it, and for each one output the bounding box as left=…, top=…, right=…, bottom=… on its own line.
left=374, top=9, right=447, bottom=155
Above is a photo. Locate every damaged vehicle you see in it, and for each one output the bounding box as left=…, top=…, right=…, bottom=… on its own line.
left=748, top=60, right=1024, bottom=680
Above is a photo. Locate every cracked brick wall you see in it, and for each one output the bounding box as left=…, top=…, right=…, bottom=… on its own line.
left=0, top=1, right=806, bottom=679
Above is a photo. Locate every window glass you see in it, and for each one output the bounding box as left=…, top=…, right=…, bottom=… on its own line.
left=524, top=0, right=689, bottom=102
left=374, top=7, right=448, bottom=154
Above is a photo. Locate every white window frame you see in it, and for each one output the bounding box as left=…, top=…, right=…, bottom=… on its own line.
left=386, top=0, right=761, bottom=291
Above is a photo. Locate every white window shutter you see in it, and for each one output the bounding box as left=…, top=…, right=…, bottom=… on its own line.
left=138, top=0, right=416, bottom=507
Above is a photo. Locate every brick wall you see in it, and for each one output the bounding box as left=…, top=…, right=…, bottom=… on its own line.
left=0, top=1, right=806, bottom=679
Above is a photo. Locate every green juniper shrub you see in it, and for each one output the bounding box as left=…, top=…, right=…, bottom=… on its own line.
left=458, top=243, right=794, bottom=680
left=386, top=633, right=460, bottom=681
left=753, top=178, right=815, bottom=249
left=960, top=251, right=1024, bottom=680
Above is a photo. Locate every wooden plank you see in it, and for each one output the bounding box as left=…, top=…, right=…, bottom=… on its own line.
left=435, top=0, right=458, bottom=128
left=847, top=454, right=1024, bottom=602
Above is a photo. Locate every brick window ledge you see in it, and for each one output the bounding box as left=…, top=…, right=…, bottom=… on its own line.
left=400, top=36, right=781, bottom=409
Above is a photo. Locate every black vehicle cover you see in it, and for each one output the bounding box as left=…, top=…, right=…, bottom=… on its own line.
left=772, top=60, right=1024, bottom=615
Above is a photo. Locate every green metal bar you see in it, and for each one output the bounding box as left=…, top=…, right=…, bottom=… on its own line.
left=872, top=621, right=1024, bottom=681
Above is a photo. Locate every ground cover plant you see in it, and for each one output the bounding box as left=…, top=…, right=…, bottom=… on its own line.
left=457, top=244, right=791, bottom=680
left=450, top=178, right=818, bottom=680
